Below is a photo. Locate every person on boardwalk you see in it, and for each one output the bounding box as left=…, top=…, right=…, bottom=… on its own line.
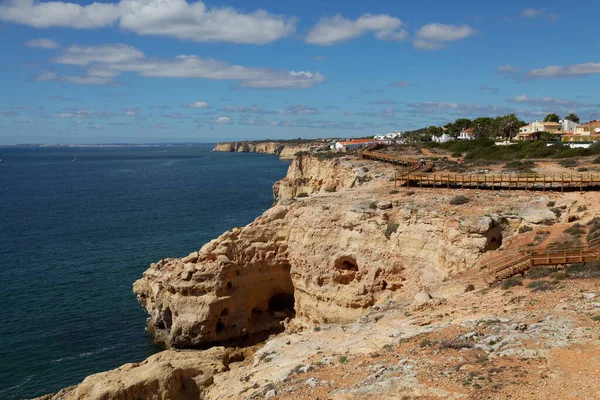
left=419, top=158, right=426, bottom=170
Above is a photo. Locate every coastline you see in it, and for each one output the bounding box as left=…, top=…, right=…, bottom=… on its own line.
left=38, top=150, right=600, bottom=399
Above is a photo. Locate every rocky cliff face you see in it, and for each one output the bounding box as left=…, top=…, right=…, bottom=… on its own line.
left=132, top=154, right=524, bottom=348
left=213, top=141, right=313, bottom=159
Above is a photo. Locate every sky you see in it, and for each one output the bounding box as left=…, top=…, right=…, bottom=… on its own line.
left=1, top=0, right=600, bottom=144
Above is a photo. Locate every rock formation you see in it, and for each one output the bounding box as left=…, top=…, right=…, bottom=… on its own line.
left=38, top=348, right=229, bottom=400
left=212, top=141, right=315, bottom=159
left=133, top=154, right=530, bottom=349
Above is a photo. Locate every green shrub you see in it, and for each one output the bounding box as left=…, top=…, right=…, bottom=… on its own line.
left=452, top=152, right=463, bottom=158
left=527, top=280, right=557, bottom=292
left=420, top=338, right=436, bottom=348
left=450, top=195, right=470, bottom=205
left=577, top=205, right=587, bottom=212
left=296, top=192, right=309, bottom=198
left=593, top=156, right=600, bottom=164
left=577, top=167, right=589, bottom=172
left=389, top=189, right=400, bottom=194
left=501, top=276, right=523, bottom=290
left=546, top=201, right=556, bottom=207
left=587, top=217, right=600, bottom=242
left=564, top=223, right=585, bottom=236
left=338, top=356, right=348, bottom=364
left=518, top=225, right=533, bottom=234
left=527, top=266, right=557, bottom=279
left=559, top=159, right=577, bottom=168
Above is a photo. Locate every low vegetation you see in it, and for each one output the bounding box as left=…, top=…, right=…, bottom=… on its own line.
left=450, top=195, right=470, bottom=205
left=427, top=139, right=600, bottom=161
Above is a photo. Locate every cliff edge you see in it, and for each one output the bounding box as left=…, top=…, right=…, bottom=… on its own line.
left=213, top=141, right=315, bottom=159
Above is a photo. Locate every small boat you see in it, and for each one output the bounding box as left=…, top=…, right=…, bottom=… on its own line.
left=72, top=156, right=77, bottom=162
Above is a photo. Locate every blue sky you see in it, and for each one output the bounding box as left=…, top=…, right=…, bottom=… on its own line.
left=1, top=0, right=599, bottom=144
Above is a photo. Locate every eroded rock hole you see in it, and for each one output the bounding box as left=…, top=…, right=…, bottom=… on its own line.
left=158, top=307, right=172, bottom=330
left=334, top=256, right=359, bottom=271
left=484, top=225, right=504, bottom=252
left=221, top=308, right=229, bottom=317
left=216, top=320, right=224, bottom=334
left=227, top=281, right=233, bottom=290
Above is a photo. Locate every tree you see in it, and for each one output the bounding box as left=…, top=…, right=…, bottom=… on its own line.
left=427, top=126, right=444, bottom=137
left=470, top=117, right=493, bottom=139
left=565, top=113, right=580, bottom=123
left=544, top=113, right=560, bottom=123
left=500, top=114, right=521, bottom=140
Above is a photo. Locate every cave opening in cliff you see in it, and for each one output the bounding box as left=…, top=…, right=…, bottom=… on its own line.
left=334, top=256, right=359, bottom=271
left=268, top=292, right=295, bottom=317
left=484, top=225, right=504, bottom=252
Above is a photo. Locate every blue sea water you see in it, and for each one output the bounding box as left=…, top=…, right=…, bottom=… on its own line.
left=0, top=146, right=290, bottom=400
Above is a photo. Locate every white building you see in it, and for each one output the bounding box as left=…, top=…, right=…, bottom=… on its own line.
left=432, top=133, right=453, bottom=143
left=458, top=128, right=474, bottom=140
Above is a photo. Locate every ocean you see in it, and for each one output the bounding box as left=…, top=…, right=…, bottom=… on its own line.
left=0, top=145, right=290, bottom=400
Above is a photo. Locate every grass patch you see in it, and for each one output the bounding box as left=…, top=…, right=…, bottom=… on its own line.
left=527, top=266, right=558, bottom=279
left=338, top=356, right=348, bottom=364
left=504, top=160, right=536, bottom=173
left=564, top=223, right=586, bottom=237
left=587, top=217, right=600, bottom=242
left=559, top=159, right=578, bottom=168
left=501, top=276, right=523, bottom=290
left=518, top=225, right=533, bottom=234
left=450, top=195, right=470, bottom=205
left=439, top=339, right=473, bottom=350
left=527, top=280, right=558, bottom=292
left=420, top=338, right=436, bottom=348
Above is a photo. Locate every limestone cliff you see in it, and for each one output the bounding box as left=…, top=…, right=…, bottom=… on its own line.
left=132, top=154, right=525, bottom=348
left=213, top=141, right=314, bottom=159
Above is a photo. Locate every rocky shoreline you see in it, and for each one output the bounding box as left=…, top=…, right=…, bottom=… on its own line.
left=38, top=152, right=600, bottom=399
left=212, top=141, right=315, bottom=159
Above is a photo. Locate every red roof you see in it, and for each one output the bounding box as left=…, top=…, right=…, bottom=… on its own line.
left=461, top=128, right=472, bottom=133
left=339, top=139, right=374, bottom=145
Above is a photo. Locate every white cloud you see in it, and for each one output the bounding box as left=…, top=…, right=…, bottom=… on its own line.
left=389, top=81, right=413, bottom=88
left=215, top=116, right=230, bottom=124
left=408, top=101, right=513, bottom=116
left=414, top=23, right=475, bottom=49
left=344, top=108, right=397, bottom=118
left=507, top=94, right=590, bottom=108
left=413, top=39, right=445, bottom=50
left=0, top=0, right=120, bottom=28
left=496, top=64, right=519, bottom=77
left=278, top=104, right=318, bottom=115
left=53, top=44, right=144, bottom=66
left=0, top=0, right=296, bottom=44
left=306, top=13, right=407, bottom=45
left=33, top=71, right=113, bottom=85
left=184, top=101, right=209, bottom=109
left=26, top=37, right=59, bottom=48
left=521, top=8, right=545, bottom=18
left=123, top=107, right=139, bottom=116
left=41, top=43, right=325, bottom=89
left=223, top=105, right=271, bottom=114
left=525, top=62, right=600, bottom=79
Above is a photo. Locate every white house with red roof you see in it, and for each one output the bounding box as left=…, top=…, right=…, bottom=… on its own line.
left=332, top=139, right=375, bottom=151
left=458, top=128, right=475, bottom=140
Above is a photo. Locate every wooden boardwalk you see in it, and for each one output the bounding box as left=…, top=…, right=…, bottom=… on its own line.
left=484, top=237, right=600, bottom=283
left=403, top=172, right=600, bottom=192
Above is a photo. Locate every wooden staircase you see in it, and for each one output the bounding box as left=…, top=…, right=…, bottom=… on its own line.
left=483, top=236, right=600, bottom=283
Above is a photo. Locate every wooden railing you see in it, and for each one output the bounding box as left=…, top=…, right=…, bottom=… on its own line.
left=403, top=172, right=600, bottom=192
left=483, top=236, right=600, bottom=282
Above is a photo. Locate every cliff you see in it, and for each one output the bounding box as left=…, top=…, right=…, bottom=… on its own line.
left=131, top=154, right=542, bottom=349
left=212, top=141, right=314, bottom=159
left=40, top=152, right=600, bottom=400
